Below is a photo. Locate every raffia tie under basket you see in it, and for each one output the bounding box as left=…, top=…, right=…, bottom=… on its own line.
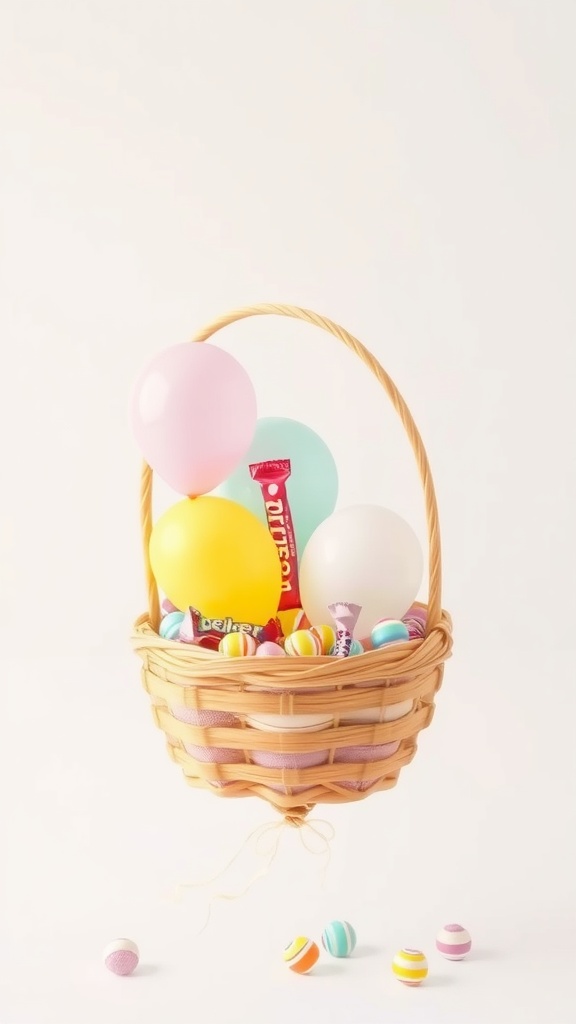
left=131, top=304, right=453, bottom=826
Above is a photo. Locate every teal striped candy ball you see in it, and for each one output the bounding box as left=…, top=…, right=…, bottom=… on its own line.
left=321, top=920, right=357, bottom=958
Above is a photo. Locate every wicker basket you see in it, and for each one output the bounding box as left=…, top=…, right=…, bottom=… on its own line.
left=131, top=304, right=453, bottom=826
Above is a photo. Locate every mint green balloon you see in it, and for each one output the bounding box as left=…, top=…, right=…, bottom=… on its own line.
left=215, top=417, right=338, bottom=555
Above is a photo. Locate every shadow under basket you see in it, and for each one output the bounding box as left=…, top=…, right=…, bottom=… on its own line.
left=130, top=304, right=454, bottom=825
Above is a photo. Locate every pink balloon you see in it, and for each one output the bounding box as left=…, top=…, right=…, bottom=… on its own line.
left=131, top=343, right=257, bottom=495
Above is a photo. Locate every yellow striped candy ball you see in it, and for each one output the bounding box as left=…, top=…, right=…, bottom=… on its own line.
left=218, top=632, right=258, bottom=657
left=309, top=624, right=336, bottom=655
left=284, top=629, right=322, bottom=657
left=283, top=936, right=320, bottom=974
left=392, top=948, right=428, bottom=986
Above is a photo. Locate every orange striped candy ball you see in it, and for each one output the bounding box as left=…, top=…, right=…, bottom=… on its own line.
left=392, top=948, right=428, bottom=986
left=283, top=936, right=320, bottom=974
left=284, top=629, right=322, bottom=657
left=218, top=632, right=258, bottom=657
left=309, top=624, right=336, bottom=654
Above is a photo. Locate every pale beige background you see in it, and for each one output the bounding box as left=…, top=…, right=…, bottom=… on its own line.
left=1, top=2, right=575, bottom=1022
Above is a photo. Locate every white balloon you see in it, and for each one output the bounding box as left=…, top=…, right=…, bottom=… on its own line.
left=299, top=504, right=424, bottom=640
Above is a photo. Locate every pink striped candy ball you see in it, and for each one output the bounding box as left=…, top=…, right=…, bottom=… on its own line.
left=436, top=923, right=472, bottom=960
left=103, top=939, right=139, bottom=976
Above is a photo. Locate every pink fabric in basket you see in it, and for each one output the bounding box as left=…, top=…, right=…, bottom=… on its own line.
left=170, top=706, right=242, bottom=786
left=335, top=740, right=401, bottom=792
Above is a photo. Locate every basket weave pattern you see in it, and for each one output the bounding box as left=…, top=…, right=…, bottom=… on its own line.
left=131, top=305, right=453, bottom=822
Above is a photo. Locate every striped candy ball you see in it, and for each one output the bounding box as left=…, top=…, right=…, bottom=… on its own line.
left=309, top=624, right=336, bottom=654
left=436, top=923, right=472, bottom=960
left=159, top=610, right=185, bottom=639
left=219, top=632, right=258, bottom=657
left=371, top=618, right=410, bottom=649
left=283, top=937, right=319, bottom=974
left=284, top=629, right=322, bottom=657
left=392, top=948, right=428, bottom=986
left=321, top=920, right=357, bottom=958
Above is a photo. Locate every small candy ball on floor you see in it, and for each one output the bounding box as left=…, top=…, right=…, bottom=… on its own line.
left=159, top=610, right=185, bottom=639
left=322, top=920, right=357, bottom=957
left=392, top=948, right=428, bottom=986
left=283, top=937, right=320, bottom=974
left=103, top=939, right=140, bottom=976
left=436, top=923, right=472, bottom=960
left=284, top=629, right=322, bottom=656
left=219, top=632, right=258, bottom=657
left=371, top=619, right=410, bottom=649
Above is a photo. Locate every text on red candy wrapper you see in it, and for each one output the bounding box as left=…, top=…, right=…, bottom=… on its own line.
left=265, top=498, right=296, bottom=593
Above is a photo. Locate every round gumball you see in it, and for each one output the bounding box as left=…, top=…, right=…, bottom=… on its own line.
left=284, top=629, right=322, bottom=657
left=392, top=948, right=428, bottom=986
left=219, top=632, right=258, bottom=657
left=283, top=937, right=320, bottom=974
left=103, top=939, right=139, bottom=976
left=371, top=618, right=410, bottom=649
left=322, top=920, right=357, bottom=958
left=159, top=610, right=185, bottom=640
left=256, top=641, right=286, bottom=657
left=309, top=624, right=336, bottom=654
left=436, top=924, right=471, bottom=960
left=130, top=341, right=257, bottom=496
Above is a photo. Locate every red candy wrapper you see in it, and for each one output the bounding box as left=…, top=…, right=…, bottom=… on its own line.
left=179, top=606, right=282, bottom=647
left=249, top=459, right=301, bottom=612
left=328, top=602, right=362, bottom=657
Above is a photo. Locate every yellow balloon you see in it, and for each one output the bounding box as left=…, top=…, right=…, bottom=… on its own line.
left=149, top=496, right=282, bottom=625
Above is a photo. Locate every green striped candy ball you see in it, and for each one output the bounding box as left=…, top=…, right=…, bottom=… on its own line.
left=321, top=920, right=357, bottom=958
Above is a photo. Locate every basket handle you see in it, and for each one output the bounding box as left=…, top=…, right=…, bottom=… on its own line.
left=140, top=303, right=442, bottom=634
